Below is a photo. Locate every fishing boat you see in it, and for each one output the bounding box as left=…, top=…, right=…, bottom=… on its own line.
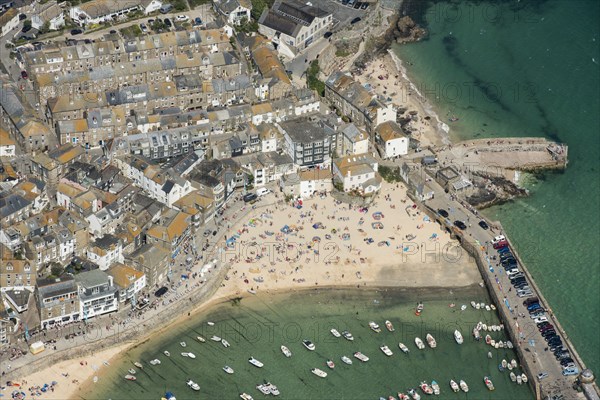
left=134, top=362, right=143, bottom=369
left=510, top=372, right=517, bottom=382
left=459, top=380, right=469, bottom=393
left=281, top=345, right=292, bottom=358
left=150, top=359, right=161, bottom=366
left=342, top=331, right=354, bottom=341
left=180, top=342, right=187, bottom=348
left=125, top=374, right=136, bottom=381
left=408, top=389, right=421, bottom=400
left=164, top=350, right=171, bottom=357
left=415, top=302, right=424, bottom=316
left=426, top=334, right=437, bottom=348
left=398, top=393, right=410, bottom=400
left=239, top=393, right=254, bottom=400
left=248, top=357, right=264, bottom=368
left=431, top=381, right=440, bottom=395
left=265, top=382, right=279, bottom=396
left=128, top=369, right=136, bottom=375
left=210, top=335, right=222, bottom=342
left=380, top=345, right=393, bottom=356
left=223, top=366, right=234, bottom=374
left=186, top=379, right=200, bottom=391
left=326, top=360, right=335, bottom=369
left=454, top=330, right=464, bottom=344
left=303, top=339, right=316, bottom=351
left=354, top=351, right=369, bottom=362
left=485, top=335, right=492, bottom=345
left=399, top=343, right=409, bottom=353
left=341, top=356, right=352, bottom=365
left=187, top=352, right=196, bottom=359
left=330, top=328, right=341, bottom=338
left=221, top=339, right=230, bottom=348
left=415, top=337, right=425, bottom=350
left=522, top=373, right=528, bottom=383
left=517, top=375, right=523, bottom=385
left=311, top=368, right=328, bottom=378
left=385, top=320, right=395, bottom=332
left=369, top=321, right=381, bottom=333
left=256, top=384, right=271, bottom=395
left=196, top=336, right=206, bottom=343
left=484, top=377, right=495, bottom=391
left=420, top=382, right=433, bottom=395
left=449, top=380, right=459, bottom=393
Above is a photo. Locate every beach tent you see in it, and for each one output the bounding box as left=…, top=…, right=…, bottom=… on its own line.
left=281, top=225, right=290, bottom=234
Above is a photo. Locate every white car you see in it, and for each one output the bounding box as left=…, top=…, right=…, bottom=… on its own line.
left=534, top=316, right=548, bottom=324
left=492, top=235, right=506, bottom=244
left=256, top=187, right=271, bottom=197
left=176, top=15, right=189, bottom=22
left=507, top=268, right=520, bottom=276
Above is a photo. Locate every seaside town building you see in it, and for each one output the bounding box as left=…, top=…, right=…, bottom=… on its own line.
left=213, top=0, right=252, bottom=26
left=278, top=116, right=337, bottom=169
left=0, top=128, right=16, bottom=157
left=332, top=153, right=382, bottom=194
left=69, top=0, right=163, bottom=27
left=75, top=269, right=119, bottom=320
left=375, top=121, right=409, bottom=159
left=36, top=276, right=81, bottom=329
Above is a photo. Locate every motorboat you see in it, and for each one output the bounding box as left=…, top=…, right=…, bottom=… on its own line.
left=196, top=336, right=206, bottom=343
left=134, top=362, right=143, bottom=369
left=125, top=374, right=136, bottom=381
left=484, top=376, right=495, bottom=391
left=369, top=321, right=381, bottom=333
left=476, top=303, right=481, bottom=310
left=150, top=359, right=161, bottom=366
left=420, top=382, right=433, bottom=395
left=502, top=359, right=508, bottom=369
left=521, top=373, right=528, bottom=383
left=454, top=330, right=463, bottom=344
left=398, top=393, right=410, bottom=400
left=281, top=345, right=292, bottom=358
left=248, top=357, right=264, bottom=368
left=342, top=331, right=354, bottom=341
left=473, top=328, right=481, bottom=340
left=180, top=342, right=187, bottom=348
left=303, top=339, right=316, bottom=351
left=223, top=365, right=234, bottom=374
left=311, top=368, right=328, bottom=378
left=517, top=375, right=523, bottom=385
left=471, top=301, right=477, bottom=308
left=341, top=356, right=352, bottom=365
left=498, top=363, right=505, bottom=372
left=187, top=352, right=196, bottom=359
left=187, top=379, right=200, bottom=391
left=207, top=321, right=215, bottom=326
left=221, top=339, right=230, bottom=348
left=353, top=351, right=369, bottom=362
left=128, top=368, right=136, bottom=375
left=399, top=343, right=409, bottom=353
left=240, top=393, right=254, bottom=400
left=385, top=320, right=395, bottom=332
left=164, top=351, right=171, bottom=357
left=511, top=359, right=518, bottom=368
left=485, top=305, right=491, bottom=311
left=431, top=381, right=440, bottom=395
left=482, top=323, right=487, bottom=330
left=415, top=302, right=424, bottom=316
left=264, top=382, right=279, bottom=396
left=408, top=388, right=421, bottom=400
left=459, top=380, right=469, bottom=393
left=450, top=380, right=459, bottom=393
left=507, top=362, right=514, bottom=371
left=210, top=335, right=222, bottom=342
left=487, top=351, right=493, bottom=359
left=490, top=304, right=497, bottom=310
left=426, top=334, right=437, bottom=348
left=415, top=337, right=425, bottom=350
left=256, top=384, right=271, bottom=395
left=326, top=360, right=335, bottom=369
left=330, top=328, right=341, bottom=338
left=380, top=345, right=393, bottom=356
left=460, top=304, right=467, bottom=311
left=479, top=302, right=485, bottom=309
left=507, top=341, right=514, bottom=349
left=485, top=335, right=492, bottom=345
left=510, top=372, right=517, bottom=382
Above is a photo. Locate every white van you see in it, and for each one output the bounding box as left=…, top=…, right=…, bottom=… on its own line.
left=256, top=188, right=271, bottom=197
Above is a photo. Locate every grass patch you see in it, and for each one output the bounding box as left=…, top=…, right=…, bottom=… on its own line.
left=307, top=60, right=325, bottom=97
left=378, top=166, right=403, bottom=183
left=120, top=24, right=143, bottom=39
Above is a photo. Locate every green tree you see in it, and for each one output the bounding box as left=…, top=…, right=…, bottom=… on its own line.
left=50, top=263, right=64, bottom=277
left=307, top=60, right=325, bottom=97
left=23, top=19, right=32, bottom=30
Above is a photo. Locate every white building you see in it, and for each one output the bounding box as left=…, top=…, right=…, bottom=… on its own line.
left=0, top=8, right=19, bottom=38
left=87, top=234, right=123, bottom=271
left=333, top=154, right=382, bottom=194
left=37, top=276, right=81, bottom=329
left=75, top=269, right=119, bottom=319
left=214, top=0, right=252, bottom=26
left=376, top=121, right=408, bottom=159
left=0, top=128, right=15, bottom=157
left=70, top=0, right=160, bottom=26
left=31, top=3, right=65, bottom=31
left=341, top=124, right=369, bottom=156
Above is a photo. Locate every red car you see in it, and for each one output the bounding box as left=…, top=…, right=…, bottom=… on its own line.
left=21, top=70, right=28, bottom=79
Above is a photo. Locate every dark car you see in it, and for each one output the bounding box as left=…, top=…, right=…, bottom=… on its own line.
left=243, top=193, right=257, bottom=203
left=164, top=18, right=173, bottom=27
left=324, top=31, right=333, bottom=39
left=109, top=29, right=117, bottom=34
left=524, top=297, right=539, bottom=306
left=454, top=220, right=467, bottom=230
left=361, top=2, right=368, bottom=9
left=194, top=17, right=202, bottom=25
left=22, top=25, right=32, bottom=33
left=351, top=17, right=361, bottom=24
left=19, top=13, right=27, bottom=20
left=560, top=358, right=574, bottom=366
left=21, top=70, right=28, bottom=79
left=478, top=220, right=489, bottom=230
left=71, top=28, right=83, bottom=35
left=438, top=209, right=449, bottom=218
left=154, top=286, right=168, bottom=297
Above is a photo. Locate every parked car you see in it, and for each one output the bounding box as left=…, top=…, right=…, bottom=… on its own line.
left=350, top=17, right=361, bottom=24
left=256, top=187, right=271, bottom=197
left=154, top=286, right=168, bottom=297
left=523, top=297, right=539, bottom=306
left=324, top=31, right=333, bottom=39
left=164, top=18, right=173, bottom=28
left=478, top=220, right=489, bottom=229
left=437, top=209, right=449, bottom=218
left=21, top=70, right=28, bottom=79
left=109, top=29, right=117, bottom=34
left=454, top=220, right=467, bottom=230
left=194, top=17, right=202, bottom=25
left=243, top=193, right=257, bottom=203
left=176, top=15, right=189, bottom=22
left=537, top=372, right=549, bottom=380
left=71, top=28, right=83, bottom=35
left=19, top=13, right=27, bottom=20
left=563, top=368, right=579, bottom=377
left=140, top=23, right=148, bottom=33
left=361, top=2, right=368, bottom=9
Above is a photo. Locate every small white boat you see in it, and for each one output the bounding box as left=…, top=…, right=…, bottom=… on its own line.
left=485, top=305, right=491, bottom=311
left=385, top=320, right=395, bottom=332
left=473, top=328, right=481, bottom=340
left=510, top=372, right=517, bottom=382
left=502, top=359, right=508, bottom=369
left=490, top=304, right=496, bottom=310
left=265, top=382, right=279, bottom=396
left=511, top=359, right=518, bottom=368
left=221, top=339, right=230, bottom=348
left=181, top=352, right=189, bottom=357
left=249, top=357, right=264, bottom=368
left=330, top=328, right=341, bottom=338
left=431, top=381, right=440, bottom=395
left=470, top=301, right=477, bottom=308
left=133, top=362, right=143, bottom=369
left=311, top=368, right=328, bottom=378
left=326, top=360, right=335, bottom=369
left=460, top=304, right=467, bottom=311
left=482, top=323, right=487, bottom=330
left=507, top=362, right=514, bottom=371
left=415, top=337, right=425, bottom=350
left=454, top=330, right=463, bottom=344
left=354, top=351, right=369, bottom=362
left=187, top=379, right=200, bottom=391
left=187, top=352, right=196, bottom=359
left=210, top=335, right=222, bottom=342
left=342, top=331, right=354, bottom=341
left=207, top=321, right=215, bottom=326
left=459, top=380, right=469, bottom=393
left=475, top=303, right=481, bottom=310
left=380, top=345, right=393, bottom=356
left=484, top=376, right=495, bottom=391
left=281, top=345, right=292, bottom=358
left=499, top=341, right=505, bottom=348
left=240, top=393, right=254, bottom=400
left=487, top=351, right=493, bottom=359
left=341, top=356, right=352, bottom=365
left=408, top=388, right=421, bottom=400
left=303, top=339, right=315, bottom=351
left=426, top=334, right=437, bottom=348
left=128, top=368, right=136, bottom=375
left=149, top=359, right=161, bottom=366
left=164, top=350, right=171, bottom=357
left=420, top=382, right=433, bottom=395
left=124, top=374, right=136, bottom=381
left=223, top=365, right=234, bottom=374
left=399, top=343, right=409, bottom=353
left=517, top=374, right=523, bottom=385
left=507, top=341, right=514, bottom=349
left=521, top=373, right=528, bottom=383
left=450, top=380, right=459, bottom=393
left=180, top=342, right=187, bottom=347
left=196, top=336, right=206, bottom=343
left=369, top=321, right=381, bottom=333
left=93, top=376, right=98, bottom=383
left=256, top=384, right=271, bottom=395
left=479, top=302, right=485, bottom=308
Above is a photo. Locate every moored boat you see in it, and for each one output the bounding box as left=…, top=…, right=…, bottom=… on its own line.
left=210, top=335, right=221, bottom=342
left=134, top=362, right=143, bottom=369
left=415, top=302, right=424, bottom=316
left=186, top=379, right=200, bottom=391
left=510, top=372, right=517, bottom=382
left=207, top=321, right=215, bottom=326
left=124, top=374, right=136, bottom=381
left=180, top=342, right=187, bottom=347
left=223, top=365, right=234, bottom=374
left=128, top=368, right=136, bottom=375
left=473, top=328, right=481, bottom=340
left=507, top=341, right=514, bottom=349
left=511, top=359, right=518, bottom=368
left=265, top=382, right=279, bottom=396
left=187, top=352, right=196, bottom=359
left=459, top=380, right=469, bottom=393
left=369, top=321, right=381, bottom=333
left=248, top=357, right=264, bottom=368
left=408, top=388, right=421, bottom=400
left=476, top=303, right=481, bottom=310
left=450, top=380, right=459, bottom=393
left=330, top=328, right=341, bottom=338
left=281, top=345, right=292, bottom=358
left=485, top=335, right=492, bottom=345
left=341, top=355, right=352, bottom=365
left=454, top=330, right=463, bottom=344
left=150, top=359, right=161, bottom=366
left=342, top=331, right=354, bottom=341
left=398, top=393, right=410, bottom=400
left=311, top=368, right=328, bottom=378
left=385, top=320, right=395, bottom=332
left=354, top=351, right=369, bottom=362
left=164, top=351, right=171, bottom=357
left=484, top=376, right=495, bottom=391
left=256, top=384, right=271, bottom=395
left=521, top=373, right=528, bottom=383
left=221, top=339, right=230, bottom=348
left=471, top=301, right=477, bottom=308
left=196, top=336, right=205, bottom=343
left=415, top=337, right=425, bottom=350
left=431, top=380, right=440, bottom=395
left=302, top=339, right=315, bottom=351
left=487, top=351, right=493, bottom=359
left=426, top=334, right=437, bottom=348
left=502, top=359, right=508, bottom=369
left=420, top=382, right=433, bottom=395
left=326, top=360, right=335, bottom=369
left=380, top=345, right=393, bottom=356
left=399, top=343, right=409, bottom=353
left=240, top=393, right=254, bottom=400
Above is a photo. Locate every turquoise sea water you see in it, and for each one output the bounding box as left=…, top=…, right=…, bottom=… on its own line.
left=85, top=287, right=532, bottom=399
left=394, top=0, right=600, bottom=373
